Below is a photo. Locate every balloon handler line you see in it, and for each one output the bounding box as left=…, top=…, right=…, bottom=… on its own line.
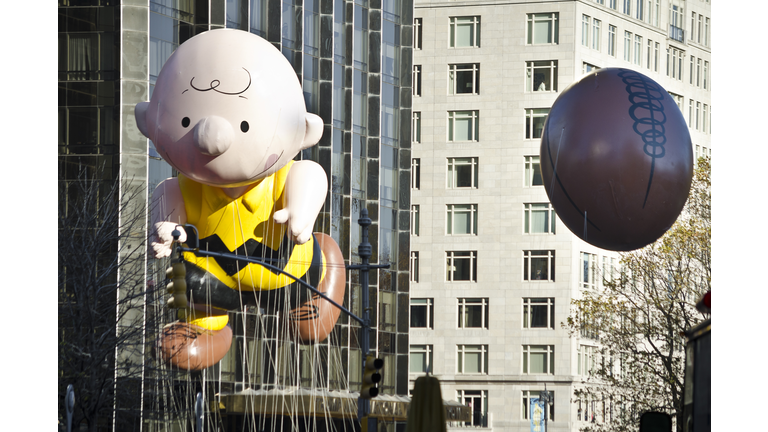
left=171, top=225, right=366, bottom=326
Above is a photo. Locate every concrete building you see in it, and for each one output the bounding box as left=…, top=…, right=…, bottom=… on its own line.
left=59, top=0, right=415, bottom=430
left=408, top=0, right=711, bottom=430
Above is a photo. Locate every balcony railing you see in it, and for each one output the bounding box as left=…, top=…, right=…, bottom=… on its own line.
left=669, top=25, right=684, bottom=43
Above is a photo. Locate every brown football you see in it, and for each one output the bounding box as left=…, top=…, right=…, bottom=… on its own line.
left=540, top=68, right=693, bottom=251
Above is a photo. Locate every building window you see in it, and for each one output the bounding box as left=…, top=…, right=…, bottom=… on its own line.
left=524, top=203, right=556, bottom=234
left=667, top=47, right=684, bottom=81
left=447, top=157, right=479, bottom=189
left=411, top=205, right=420, bottom=236
left=449, top=16, right=481, bottom=48
left=410, top=345, right=433, bottom=373
left=446, top=251, right=477, bottom=282
left=411, top=158, right=420, bottom=189
left=522, top=345, right=555, bottom=374
left=602, top=256, right=618, bottom=286
left=457, top=344, right=488, bottom=374
left=448, top=63, right=480, bottom=95
left=582, top=15, right=590, bottom=47
left=523, top=250, right=555, bottom=281
left=669, top=3, right=684, bottom=42
left=669, top=92, right=683, bottom=112
left=458, top=298, right=489, bottom=329
left=702, top=104, right=708, bottom=134
left=688, top=100, right=693, bottom=127
left=525, top=109, right=549, bottom=139
left=623, top=31, right=632, bottom=62
left=608, top=25, right=616, bottom=56
left=695, top=102, right=700, bottom=130
left=696, top=58, right=701, bottom=87
left=457, top=390, right=489, bottom=427
left=578, top=345, right=597, bottom=376
left=524, top=156, right=543, bottom=187
left=448, top=110, right=480, bottom=142
left=646, top=39, right=652, bottom=69
left=414, top=17, right=422, bottom=49
left=412, top=111, right=421, bottom=143
left=609, top=0, right=617, bottom=10
left=410, top=298, right=433, bottom=328
left=622, top=0, right=630, bottom=15
left=523, top=390, right=554, bottom=421
left=654, top=42, right=660, bottom=71
left=410, top=251, right=419, bottom=282
left=446, top=204, right=478, bottom=235
left=689, top=56, right=695, bottom=85
left=523, top=298, right=555, bottom=329
left=526, top=60, right=558, bottom=92
left=583, top=63, right=599, bottom=74
left=636, top=0, right=644, bottom=20
left=592, top=18, right=601, bottom=51
left=581, top=252, right=597, bottom=289
left=704, top=17, right=709, bottom=46
left=413, top=65, right=422, bottom=96
left=633, top=35, right=642, bottom=65
left=527, top=13, right=559, bottom=44
left=703, top=61, right=708, bottom=89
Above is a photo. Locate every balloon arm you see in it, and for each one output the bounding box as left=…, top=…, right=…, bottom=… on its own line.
left=274, top=160, right=328, bottom=244
left=150, top=178, right=188, bottom=258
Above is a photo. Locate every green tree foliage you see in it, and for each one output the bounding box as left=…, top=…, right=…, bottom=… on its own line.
left=566, top=158, right=710, bottom=432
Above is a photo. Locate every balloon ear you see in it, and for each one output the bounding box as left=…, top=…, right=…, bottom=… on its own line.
left=135, top=102, right=151, bottom=139
left=302, top=113, right=323, bottom=149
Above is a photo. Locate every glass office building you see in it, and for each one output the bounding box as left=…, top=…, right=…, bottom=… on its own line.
left=59, top=0, right=414, bottom=429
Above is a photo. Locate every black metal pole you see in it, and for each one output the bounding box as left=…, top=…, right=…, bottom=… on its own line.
left=357, top=209, right=372, bottom=422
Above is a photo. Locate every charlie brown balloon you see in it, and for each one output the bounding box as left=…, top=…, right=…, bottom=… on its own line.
left=135, top=29, right=345, bottom=371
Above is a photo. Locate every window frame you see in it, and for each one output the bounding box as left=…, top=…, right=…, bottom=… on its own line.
left=592, top=18, right=601, bottom=51
left=446, top=250, right=478, bottom=282
left=522, top=390, right=555, bottom=421
left=522, top=297, right=555, bottom=329
left=411, top=158, right=420, bottom=189
left=446, top=203, right=478, bottom=236
left=414, top=17, right=422, bottom=49
left=525, top=108, right=549, bottom=140
left=412, top=111, right=421, bottom=143
left=458, top=297, right=490, bottom=329
left=447, top=110, right=480, bottom=142
left=410, top=297, right=433, bottom=329
left=410, top=344, right=433, bottom=373
left=527, top=12, right=559, bottom=45
left=411, top=204, right=420, bottom=236
left=448, top=63, right=481, bottom=95
left=526, top=60, right=558, bottom=92
left=413, top=64, right=422, bottom=96
left=524, top=203, right=556, bottom=234
left=410, top=251, right=419, bottom=282
left=522, top=345, right=555, bottom=375
left=447, top=157, right=479, bottom=189
left=524, top=156, right=543, bottom=187
left=457, top=344, right=488, bottom=374
left=523, top=250, right=556, bottom=281
left=449, top=16, right=481, bottom=48
left=608, top=25, right=617, bottom=56
left=581, top=252, right=598, bottom=289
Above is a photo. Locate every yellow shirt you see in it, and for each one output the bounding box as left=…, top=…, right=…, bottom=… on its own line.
left=178, top=161, right=315, bottom=291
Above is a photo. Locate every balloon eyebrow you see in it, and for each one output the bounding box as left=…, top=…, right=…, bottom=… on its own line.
left=189, top=67, right=252, bottom=95
left=182, top=89, right=189, bottom=94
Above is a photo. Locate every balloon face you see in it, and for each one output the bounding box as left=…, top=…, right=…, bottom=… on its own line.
left=539, top=68, right=693, bottom=251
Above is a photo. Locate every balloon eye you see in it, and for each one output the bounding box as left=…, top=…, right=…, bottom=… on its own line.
left=181, top=117, right=190, bottom=128
left=240, top=121, right=249, bottom=133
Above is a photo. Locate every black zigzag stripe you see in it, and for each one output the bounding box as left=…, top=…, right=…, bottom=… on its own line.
left=183, top=227, right=296, bottom=277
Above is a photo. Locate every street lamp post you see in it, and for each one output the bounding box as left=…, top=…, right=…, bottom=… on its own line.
left=539, top=384, right=553, bottom=432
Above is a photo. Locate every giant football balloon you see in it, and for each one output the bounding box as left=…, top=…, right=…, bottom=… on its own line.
left=540, top=68, right=693, bottom=251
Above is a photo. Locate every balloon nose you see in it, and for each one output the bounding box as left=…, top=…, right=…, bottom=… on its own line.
left=193, top=116, right=233, bottom=156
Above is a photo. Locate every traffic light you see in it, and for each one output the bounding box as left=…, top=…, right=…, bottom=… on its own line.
left=166, top=261, right=188, bottom=309
left=360, top=355, right=384, bottom=399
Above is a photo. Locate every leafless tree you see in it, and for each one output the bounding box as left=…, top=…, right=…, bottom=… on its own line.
left=58, top=163, right=174, bottom=431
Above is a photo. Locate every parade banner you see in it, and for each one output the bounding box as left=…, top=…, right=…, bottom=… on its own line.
left=530, top=396, right=546, bottom=432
